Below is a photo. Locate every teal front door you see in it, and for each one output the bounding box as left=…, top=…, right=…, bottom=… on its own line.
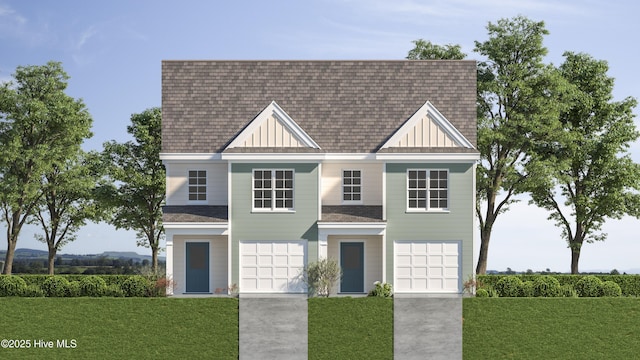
left=340, top=242, right=364, bottom=293
left=186, top=242, right=209, bottom=293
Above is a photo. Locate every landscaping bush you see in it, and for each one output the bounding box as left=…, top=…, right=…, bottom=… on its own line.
left=533, top=275, right=562, bottom=297
left=303, top=258, right=342, bottom=297
left=22, top=284, right=45, bottom=297
left=67, top=281, right=81, bottom=297
left=475, top=288, right=489, bottom=297
left=486, top=287, right=499, bottom=297
left=478, top=274, right=640, bottom=297
left=576, top=275, right=603, bottom=297
left=105, top=284, right=125, bottom=297
left=495, top=276, right=523, bottom=297
left=601, top=281, right=622, bottom=297
left=368, top=281, right=393, bottom=298
left=0, top=276, right=27, bottom=296
left=41, top=276, right=71, bottom=297
left=561, top=284, right=578, bottom=298
left=121, top=275, right=152, bottom=297
left=79, top=275, right=108, bottom=297
left=520, top=281, right=535, bottom=297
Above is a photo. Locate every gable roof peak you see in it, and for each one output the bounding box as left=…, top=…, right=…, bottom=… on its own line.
left=225, top=101, right=321, bottom=150
left=380, top=101, right=475, bottom=151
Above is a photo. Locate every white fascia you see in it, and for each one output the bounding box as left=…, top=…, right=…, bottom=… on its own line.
left=317, top=222, right=387, bottom=237
left=160, top=153, right=223, bottom=162
left=163, top=222, right=229, bottom=236
left=376, top=152, right=480, bottom=162
left=220, top=153, right=325, bottom=161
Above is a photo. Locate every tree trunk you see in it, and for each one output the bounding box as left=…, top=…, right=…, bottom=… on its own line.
left=151, top=246, right=158, bottom=275
left=3, top=238, right=17, bottom=275
left=570, top=247, right=581, bottom=274
left=476, top=226, right=492, bottom=275
left=47, top=247, right=57, bottom=275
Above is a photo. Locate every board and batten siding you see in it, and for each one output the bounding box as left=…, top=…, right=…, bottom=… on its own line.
left=171, top=235, right=228, bottom=294
left=165, top=162, right=228, bottom=206
left=384, top=163, right=475, bottom=291
left=230, top=163, right=319, bottom=286
left=321, top=162, right=383, bottom=205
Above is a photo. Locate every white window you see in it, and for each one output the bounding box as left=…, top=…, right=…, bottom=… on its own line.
left=188, top=170, right=207, bottom=201
left=407, top=169, right=448, bottom=211
left=342, top=170, right=362, bottom=203
left=253, top=169, right=294, bottom=211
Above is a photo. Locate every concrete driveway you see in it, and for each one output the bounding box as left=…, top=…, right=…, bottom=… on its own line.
left=394, top=295, right=463, bottom=360
left=239, top=295, right=308, bottom=360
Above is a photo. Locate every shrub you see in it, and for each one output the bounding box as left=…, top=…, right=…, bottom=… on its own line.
left=303, top=258, right=342, bottom=297
left=561, top=284, right=578, bottom=298
left=368, top=281, right=393, bottom=298
left=601, top=281, right=622, bottom=297
left=486, top=287, right=499, bottom=298
left=41, top=276, right=70, bottom=297
left=105, top=284, right=125, bottom=297
left=533, top=275, right=561, bottom=297
left=0, top=276, right=27, bottom=296
left=495, top=276, right=523, bottom=297
left=153, top=277, right=177, bottom=297
left=67, top=281, right=81, bottom=297
left=121, top=276, right=152, bottom=297
left=79, top=276, right=108, bottom=297
left=22, top=284, right=45, bottom=297
left=476, top=288, right=489, bottom=297
left=576, top=276, right=603, bottom=297
left=520, top=281, right=535, bottom=297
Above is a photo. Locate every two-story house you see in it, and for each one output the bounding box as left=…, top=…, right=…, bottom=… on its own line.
left=161, top=60, right=478, bottom=296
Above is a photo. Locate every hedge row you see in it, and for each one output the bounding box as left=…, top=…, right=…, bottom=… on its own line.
left=478, top=274, right=640, bottom=297
left=0, top=275, right=169, bottom=297
left=476, top=275, right=627, bottom=298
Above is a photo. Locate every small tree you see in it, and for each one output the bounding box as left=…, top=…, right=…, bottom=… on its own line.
left=100, top=108, right=165, bottom=274
left=406, top=39, right=466, bottom=60
left=303, top=258, right=341, bottom=297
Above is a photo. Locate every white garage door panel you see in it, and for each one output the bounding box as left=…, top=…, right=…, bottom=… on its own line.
left=240, top=240, right=307, bottom=293
left=395, top=240, right=461, bottom=293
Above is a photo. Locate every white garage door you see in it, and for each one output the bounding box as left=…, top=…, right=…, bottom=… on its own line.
left=240, top=240, right=307, bottom=293
left=395, top=241, right=461, bottom=293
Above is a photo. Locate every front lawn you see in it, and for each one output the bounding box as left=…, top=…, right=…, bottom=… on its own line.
left=308, top=297, right=393, bottom=359
left=0, top=297, right=238, bottom=359
left=463, top=297, right=640, bottom=359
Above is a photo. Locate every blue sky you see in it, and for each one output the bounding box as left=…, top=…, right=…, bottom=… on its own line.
left=1, top=0, right=639, bottom=273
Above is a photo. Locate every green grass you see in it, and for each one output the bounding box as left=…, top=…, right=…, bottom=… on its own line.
left=308, top=297, right=393, bottom=360
left=3, top=296, right=639, bottom=359
left=0, top=297, right=238, bottom=359
left=463, top=297, right=640, bottom=360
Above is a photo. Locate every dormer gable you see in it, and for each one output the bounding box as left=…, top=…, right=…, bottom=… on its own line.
left=380, top=101, right=475, bottom=150
left=225, top=101, right=320, bottom=150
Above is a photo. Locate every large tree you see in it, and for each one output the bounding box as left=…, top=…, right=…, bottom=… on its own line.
left=473, top=16, right=564, bottom=274
left=101, top=107, right=165, bottom=273
left=406, top=39, right=466, bottom=60
left=35, top=152, right=103, bottom=274
left=0, top=61, right=92, bottom=274
left=529, top=52, right=640, bottom=274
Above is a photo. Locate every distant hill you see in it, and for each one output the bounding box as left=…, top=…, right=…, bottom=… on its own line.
left=0, top=248, right=165, bottom=262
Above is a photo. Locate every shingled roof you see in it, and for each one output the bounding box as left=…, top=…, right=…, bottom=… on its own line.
left=161, top=60, right=477, bottom=154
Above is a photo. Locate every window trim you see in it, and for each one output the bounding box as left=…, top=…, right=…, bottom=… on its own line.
left=187, top=169, right=208, bottom=204
left=406, top=169, right=449, bottom=212
left=252, top=169, right=296, bottom=212
left=341, top=169, right=363, bottom=205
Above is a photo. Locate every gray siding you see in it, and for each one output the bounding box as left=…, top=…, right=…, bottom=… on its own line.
left=385, top=163, right=474, bottom=290
left=231, top=163, right=319, bottom=285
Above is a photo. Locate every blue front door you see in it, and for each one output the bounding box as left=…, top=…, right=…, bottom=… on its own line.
left=186, top=242, right=209, bottom=293
left=341, top=242, right=364, bottom=293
